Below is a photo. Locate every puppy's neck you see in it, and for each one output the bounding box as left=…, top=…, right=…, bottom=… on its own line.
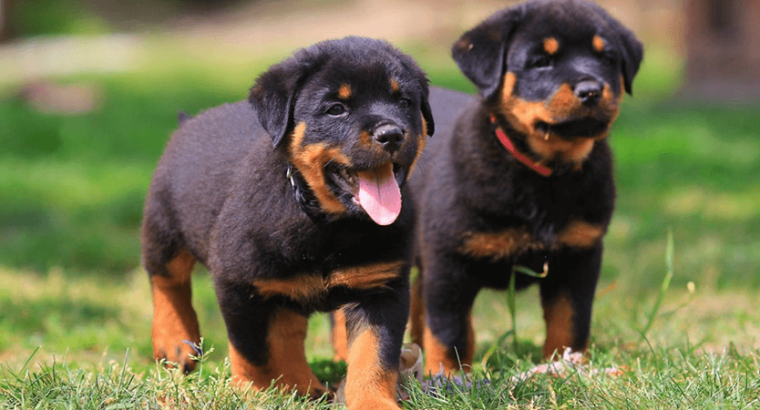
left=286, top=164, right=329, bottom=224
left=489, top=111, right=601, bottom=175
left=490, top=115, right=554, bottom=177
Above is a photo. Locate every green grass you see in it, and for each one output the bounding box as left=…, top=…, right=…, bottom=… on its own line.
left=8, top=0, right=111, bottom=37
left=2, top=265, right=760, bottom=408
left=3, top=341, right=759, bottom=409
left=1, top=32, right=759, bottom=408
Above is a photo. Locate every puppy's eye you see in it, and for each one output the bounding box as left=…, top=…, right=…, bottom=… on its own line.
left=327, top=104, right=347, bottom=116
left=601, top=52, right=617, bottom=67
left=398, top=98, right=412, bottom=109
left=528, top=56, right=552, bottom=69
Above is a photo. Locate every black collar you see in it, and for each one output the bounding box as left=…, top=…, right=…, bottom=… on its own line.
left=286, top=164, right=328, bottom=224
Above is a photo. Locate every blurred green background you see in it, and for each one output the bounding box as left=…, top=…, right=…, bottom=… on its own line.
left=1, top=0, right=758, bottom=371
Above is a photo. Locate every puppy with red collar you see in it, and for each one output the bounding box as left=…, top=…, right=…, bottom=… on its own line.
left=409, top=0, right=643, bottom=375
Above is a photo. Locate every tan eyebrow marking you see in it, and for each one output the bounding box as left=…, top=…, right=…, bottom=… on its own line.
left=390, top=78, right=400, bottom=93
left=338, top=83, right=352, bottom=99
left=544, top=37, right=559, bottom=55
left=592, top=35, right=605, bottom=52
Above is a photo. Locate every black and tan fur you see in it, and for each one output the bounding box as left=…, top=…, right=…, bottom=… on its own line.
left=408, top=0, right=643, bottom=375
left=141, top=37, right=433, bottom=409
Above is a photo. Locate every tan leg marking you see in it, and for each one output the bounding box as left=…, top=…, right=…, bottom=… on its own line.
left=542, top=293, right=580, bottom=359
left=331, top=308, right=348, bottom=362
left=345, top=328, right=400, bottom=410
left=229, top=309, right=327, bottom=398
left=151, top=249, right=200, bottom=371
left=409, top=275, right=425, bottom=347
left=422, top=315, right=474, bottom=376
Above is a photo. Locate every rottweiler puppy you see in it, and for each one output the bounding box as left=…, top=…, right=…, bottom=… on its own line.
left=408, top=0, right=643, bottom=375
left=141, top=36, right=433, bottom=409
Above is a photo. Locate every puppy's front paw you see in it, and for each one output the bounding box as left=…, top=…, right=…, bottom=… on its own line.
left=152, top=326, right=200, bottom=373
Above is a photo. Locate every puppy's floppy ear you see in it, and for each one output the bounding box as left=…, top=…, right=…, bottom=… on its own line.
left=596, top=8, right=644, bottom=95
left=396, top=51, right=435, bottom=136
left=451, top=6, right=524, bottom=101
left=421, top=96, right=435, bottom=136
left=249, top=51, right=322, bottom=149
left=616, top=28, right=643, bottom=95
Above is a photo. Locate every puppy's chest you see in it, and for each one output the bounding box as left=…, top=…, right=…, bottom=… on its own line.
left=251, top=260, right=405, bottom=308
left=454, top=166, right=611, bottom=262
left=251, top=225, right=409, bottom=308
left=457, top=217, right=604, bottom=262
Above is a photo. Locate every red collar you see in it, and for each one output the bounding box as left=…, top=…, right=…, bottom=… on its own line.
left=490, top=116, right=553, bottom=177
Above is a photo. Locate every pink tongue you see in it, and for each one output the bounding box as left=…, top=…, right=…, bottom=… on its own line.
left=357, top=163, right=402, bottom=226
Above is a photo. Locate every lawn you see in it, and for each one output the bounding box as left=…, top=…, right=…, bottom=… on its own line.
left=1, top=30, right=759, bottom=409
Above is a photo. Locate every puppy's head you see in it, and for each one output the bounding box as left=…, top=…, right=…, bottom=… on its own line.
left=453, top=0, right=643, bottom=166
left=250, top=37, right=434, bottom=225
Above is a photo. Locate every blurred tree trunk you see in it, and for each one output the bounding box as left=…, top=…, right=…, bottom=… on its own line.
left=683, top=0, right=760, bottom=102
left=0, top=0, right=12, bottom=42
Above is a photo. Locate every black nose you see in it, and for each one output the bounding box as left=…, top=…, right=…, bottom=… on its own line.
left=373, top=123, right=404, bottom=154
left=574, top=81, right=603, bottom=106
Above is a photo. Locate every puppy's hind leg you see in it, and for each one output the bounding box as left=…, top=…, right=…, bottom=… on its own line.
left=409, top=267, right=425, bottom=348
left=330, top=308, right=349, bottom=362
left=142, top=209, right=201, bottom=372
left=148, top=249, right=201, bottom=372
left=421, top=257, right=480, bottom=376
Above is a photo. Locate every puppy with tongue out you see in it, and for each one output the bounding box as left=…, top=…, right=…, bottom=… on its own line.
left=141, top=38, right=434, bottom=410
left=246, top=38, right=434, bottom=409
left=357, top=163, right=402, bottom=225
left=284, top=68, right=433, bottom=228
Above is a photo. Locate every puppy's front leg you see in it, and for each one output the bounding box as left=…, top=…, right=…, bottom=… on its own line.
left=342, top=285, right=409, bottom=410
left=215, top=280, right=327, bottom=398
left=539, top=245, right=603, bottom=359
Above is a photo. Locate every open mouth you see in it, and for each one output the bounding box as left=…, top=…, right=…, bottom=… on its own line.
left=327, top=163, right=406, bottom=225
left=536, top=117, right=610, bottom=139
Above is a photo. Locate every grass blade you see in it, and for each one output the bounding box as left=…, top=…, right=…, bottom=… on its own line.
left=640, top=228, right=674, bottom=339
left=507, top=263, right=548, bottom=355
left=507, top=270, right=518, bottom=355
left=513, top=263, right=549, bottom=278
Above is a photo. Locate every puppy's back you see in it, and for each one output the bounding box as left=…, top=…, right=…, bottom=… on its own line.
left=428, top=87, right=473, bottom=140
left=144, top=101, right=272, bottom=263
left=410, top=87, right=475, bottom=193
left=160, top=101, right=263, bottom=184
